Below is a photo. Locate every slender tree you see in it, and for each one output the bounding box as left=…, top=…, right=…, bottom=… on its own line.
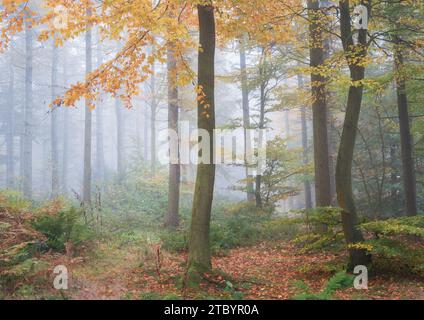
left=51, top=40, right=60, bottom=198
left=188, top=3, right=216, bottom=274
left=62, top=48, right=70, bottom=194
left=6, top=49, right=15, bottom=188
left=150, top=59, right=157, bottom=176
left=22, top=17, right=33, bottom=198
left=239, top=35, right=255, bottom=202
left=255, top=48, right=267, bottom=208
left=83, top=9, right=93, bottom=206
left=165, top=44, right=181, bottom=228
left=95, top=40, right=105, bottom=184
left=393, top=36, right=417, bottom=216
left=144, top=102, right=150, bottom=162
left=298, top=74, right=313, bottom=209
left=115, top=98, right=125, bottom=180
left=307, top=0, right=332, bottom=209
left=336, top=0, right=371, bottom=269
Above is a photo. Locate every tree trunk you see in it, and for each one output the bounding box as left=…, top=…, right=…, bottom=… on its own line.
left=95, top=40, right=105, bottom=183
left=83, top=13, right=93, bottom=206
left=322, top=0, right=337, bottom=207
left=239, top=35, right=255, bottom=202
left=166, top=45, right=181, bottom=228
left=336, top=0, right=371, bottom=270
left=285, top=109, right=295, bottom=210
left=308, top=0, right=332, bottom=208
left=328, top=114, right=337, bottom=205
left=298, top=74, right=313, bottom=209
left=51, top=41, right=60, bottom=198
left=62, top=49, right=69, bottom=194
left=150, top=60, right=157, bottom=176
left=23, top=18, right=33, bottom=198
left=6, top=51, right=15, bottom=188
left=393, top=39, right=417, bottom=216
left=115, top=98, right=125, bottom=180
left=135, top=105, right=142, bottom=158
left=188, top=3, right=216, bottom=274
left=144, top=98, right=150, bottom=162
left=255, top=50, right=266, bottom=209
left=390, top=143, right=399, bottom=213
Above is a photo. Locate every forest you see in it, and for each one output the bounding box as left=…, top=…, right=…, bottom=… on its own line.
left=0, top=0, right=423, bottom=301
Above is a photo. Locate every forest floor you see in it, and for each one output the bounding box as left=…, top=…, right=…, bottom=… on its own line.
left=38, top=240, right=424, bottom=300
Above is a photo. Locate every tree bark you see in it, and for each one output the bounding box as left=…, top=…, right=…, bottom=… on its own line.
left=143, top=92, right=150, bottom=162
left=166, top=45, right=181, bottom=228
left=95, top=40, right=105, bottom=183
left=390, top=143, right=399, bottom=213
left=393, top=38, right=417, bottom=216
left=255, top=49, right=266, bottom=209
left=298, top=74, right=313, bottom=209
left=62, top=49, right=70, bottom=194
left=188, top=3, right=216, bottom=274
left=83, top=12, right=93, bottom=206
left=51, top=41, right=60, bottom=198
left=239, top=35, right=255, bottom=202
left=336, top=0, right=371, bottom=269
left=308, top=0, right=332, bottom=208
left=150, top=59, right=157, bottom=176
left=115, top=98, right=125, bottom=180
left=6, top=51, right=15, bottom=188
left=23, top=18, right=33, bottom=198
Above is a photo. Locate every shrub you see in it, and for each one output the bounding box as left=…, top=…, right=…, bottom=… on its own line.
left=160, top=230, right=188, bottom=253
left=291, top=207, right=346, bottom=253
left=293, top=271, right=354, bottom=300
left=32, top=207, right=92, bottom=252
left=0, top=190, right=31, bottom=214
left=161, top=202, right=301, bottom=254
left=1, top=194, right=47, bottom=289
left=260, top=218, right=300, bottom=241
left=358, top=215, right=424, bottom=277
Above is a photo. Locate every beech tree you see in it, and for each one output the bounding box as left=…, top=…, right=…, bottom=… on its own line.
left=336, top=0, right=372, bottom=269
left=307, top=0, right=332, bottom=210
left=187, top=3, right=216, bottom=274
left=82, top=8, right=93, bottom=206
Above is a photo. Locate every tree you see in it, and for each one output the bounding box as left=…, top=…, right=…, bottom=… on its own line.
left=255, top=48, right=267, bottom=208
left=61, top=47, right=70, bottom=194
left=393, top=37, right=417, bottom=217
left=6, top=48, right=15, bottom=188
left=307, top=0, right=332, bottom=209
left=187, top=3, right=216, bottom=275
left=51, top=40, right=60, bottom=198
left=150, top=55, right=157, bottom=177
left=165, top=43, right=181, bottom=228
left=82, top=9, right=93, bottom=206
left=298, top=74, right=313, bottom=209
left=22, top=16, right=33, bottom=198
left=239, top=35, right=255, bottom=202
left=336, top=0, right=371, bottom=269
left=95, top=39, right=105, bottom=184
left=259, top=137, right=305, bottom=208
left=115, top=98, right=125, bottom=180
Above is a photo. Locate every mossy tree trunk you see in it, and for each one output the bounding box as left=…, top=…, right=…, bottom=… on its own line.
left=187, top=3, right=216, bottom=274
